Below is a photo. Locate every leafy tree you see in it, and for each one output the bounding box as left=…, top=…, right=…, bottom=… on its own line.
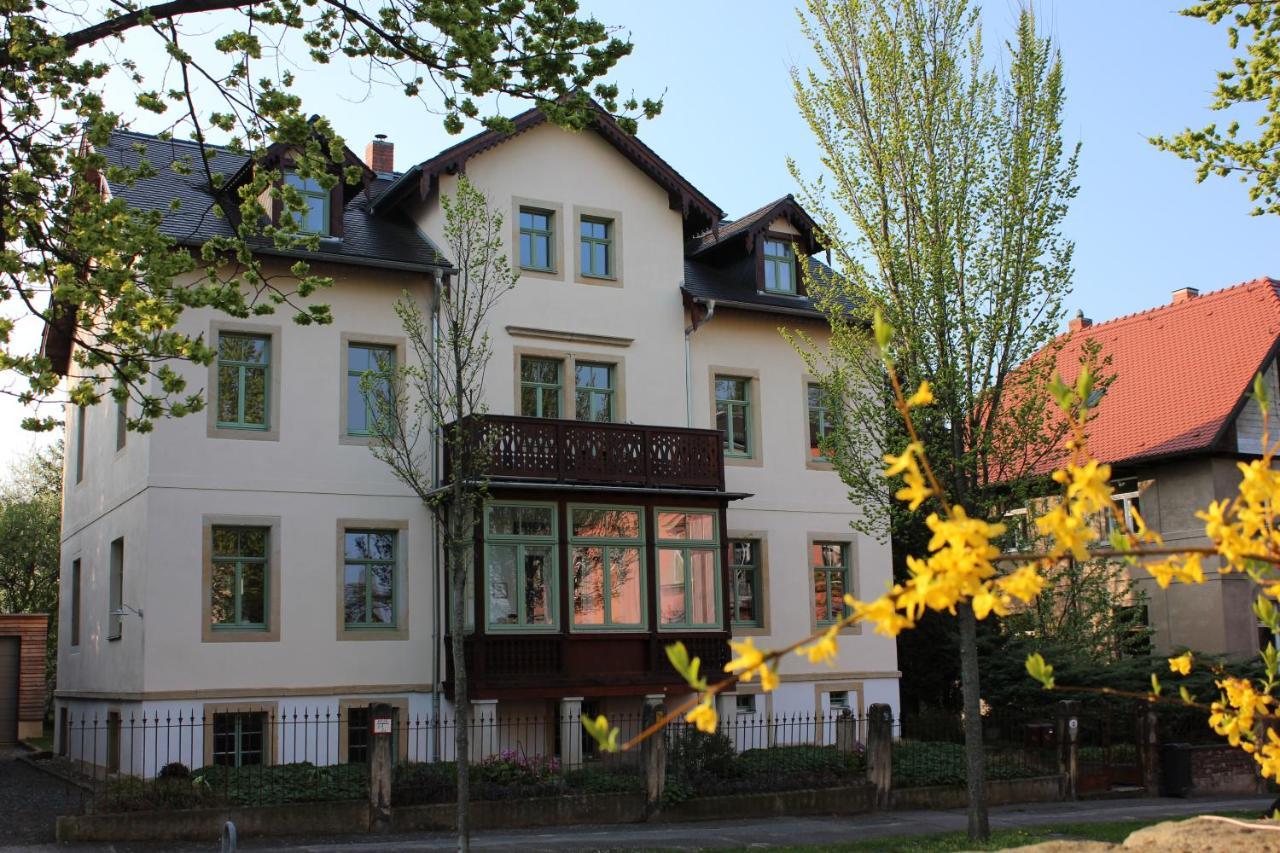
left=0, top=442, right=63, bottom=702
left=1, top=0, right=657, bottom=431
left=367, top=175, right=514, bottom=853
left=1152, top=1, right=1280, bottom=215
left=788, top=0, right=1080, bottom=839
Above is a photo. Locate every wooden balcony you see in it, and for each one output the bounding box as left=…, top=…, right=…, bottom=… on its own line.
left=447, top=632, right=731, bottom=699
left=444, top=415, right=725, bottom=491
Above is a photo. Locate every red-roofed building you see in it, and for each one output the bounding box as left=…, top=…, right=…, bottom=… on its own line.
left=1045, top=278, right=1280, bottom=657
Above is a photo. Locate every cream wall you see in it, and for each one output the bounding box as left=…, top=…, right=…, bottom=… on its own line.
left=412, top=123, right=690, bottom=423
left=1131, top=455, right=1257, bottom=657
left=58, top=261, right=440, bottom=702
left=689, top=309, right=899, bottom=712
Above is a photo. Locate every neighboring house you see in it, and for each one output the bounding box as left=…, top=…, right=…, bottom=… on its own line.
left=1035, top=279, right=1280, bottom=658
left=46, top=102, right=899, bottom=772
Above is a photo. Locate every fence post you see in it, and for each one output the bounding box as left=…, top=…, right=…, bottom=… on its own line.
left=1057, top=700, right=1080, bottom=800
left=368, top=703, right=393, bottom=833
left=558, top=697, right=584, bottom=770
left=641, top=694, right=667, bottom=816
left=866, top=703, right=892, bottom=809
left=1137, top=705, right=1159, bottom=794
left=835, top=708, right=857, bottom=755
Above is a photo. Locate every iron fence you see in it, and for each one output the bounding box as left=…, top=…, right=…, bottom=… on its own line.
left=53, top=705, right=1080, bottom=813
left=56, top=709, right=650, bottom=814
left=664, top=711, right=869, bottom=798
left=891, top=710, right=1059, bottom=788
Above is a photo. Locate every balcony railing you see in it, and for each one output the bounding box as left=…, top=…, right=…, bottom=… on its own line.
left=443, top=415, right=725, bottom=491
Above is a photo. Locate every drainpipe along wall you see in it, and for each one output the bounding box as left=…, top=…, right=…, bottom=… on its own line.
left=683, top=296, right=717, bottom=426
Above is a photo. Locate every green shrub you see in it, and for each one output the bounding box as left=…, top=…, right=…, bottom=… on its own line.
left=892, top=741, right=1051, bottom=788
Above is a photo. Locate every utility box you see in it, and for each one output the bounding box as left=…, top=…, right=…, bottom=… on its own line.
left=1159, top=743, right=1193, bottom=797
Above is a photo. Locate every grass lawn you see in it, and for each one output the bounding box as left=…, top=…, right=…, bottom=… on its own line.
left=719, top=812, right=1264, bottom=852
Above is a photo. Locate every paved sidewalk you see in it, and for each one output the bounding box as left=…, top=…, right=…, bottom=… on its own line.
left=5, top=794, right=1271, bottom=852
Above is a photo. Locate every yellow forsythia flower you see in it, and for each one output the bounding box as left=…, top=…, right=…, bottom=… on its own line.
left=1168, top=652, right=1193, bottom=676
left=759, top=662, right=780, bottom=692
left=906, top=381, right=934, bottom=408
left=796, top=626, right=840, bottom=666
left=686, top=699, right=718, bottom=734
left=723, top=637, right=764, bottom=677
left=998, top=565, right=1046, bottom=604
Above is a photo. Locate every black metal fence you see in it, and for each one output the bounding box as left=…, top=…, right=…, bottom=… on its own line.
left=892, top=710, right=1059, bottom=788
left=664, top=711, right=869, bottom=798
left=57, top=709, right=651, bottom=814
left=54, top=706, right=1075, bottom=814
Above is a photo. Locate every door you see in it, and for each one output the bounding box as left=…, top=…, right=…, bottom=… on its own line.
left=0, top=638, right=19, bottom=744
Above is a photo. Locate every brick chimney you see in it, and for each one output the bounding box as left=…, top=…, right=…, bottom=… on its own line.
left=1068, top=309, right=1092, bottom=333
left=1172, top=286, right=1200, bottom=304
left=364, top=134, right=394, bottom=174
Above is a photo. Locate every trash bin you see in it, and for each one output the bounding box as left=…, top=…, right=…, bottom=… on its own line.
left=1159, top=743, right=1192, bottom=797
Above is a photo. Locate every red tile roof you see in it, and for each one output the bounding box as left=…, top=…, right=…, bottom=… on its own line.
left=1041, top=277, right=1280, bottom=470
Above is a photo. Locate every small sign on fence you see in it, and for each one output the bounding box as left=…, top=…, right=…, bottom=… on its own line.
left=373, top=717, right=392, bottom=735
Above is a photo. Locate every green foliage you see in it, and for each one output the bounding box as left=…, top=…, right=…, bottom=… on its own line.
left=891, top=741, right=1047, bottom=789
left=665, top=731, right=866, bottom=799
left=788, top=0, right=1082, bottom=537
left=2, top=0, right=657, bottom=431
left=1152, top=1, right=1280, bottom=216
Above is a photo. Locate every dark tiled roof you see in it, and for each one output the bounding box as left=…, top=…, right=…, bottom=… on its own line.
left=688, top=194, right=819, bottom=256
left=101, top=131, right=450, bottom=271
left=683, top=255, right=854, bottom=320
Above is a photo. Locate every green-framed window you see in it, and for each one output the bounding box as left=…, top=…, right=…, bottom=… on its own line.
left=656, top=509, right=721, bottom=629
left=730, top=539, right=761, bottom=627
left=763, top=239, right=796, bottom=294
left=715, top=376, right=752, bottom=457
left=345, top=705, right=400, bottom=763
left=580, top=216, right=613, bottom=278
left=484, top=503, right=557, bottom=630
left=813, top=541, right=851, bottom=625
left=347, top=343, right=395, bottom=436
left=570, top=505, right=645, bottom=629
left=211, top=525, right=269, bottom=630
left=807, top=383, right=836, bottom=459
left=216, top=333, right=270, bottom=430
left=520, top=357, right=562, bottom=418
left=575, top=362, right=614, bottom=422
left=519, top=208, right=555, bottom=271
left=343, top=529, right=397, bottom=627
left=284, top=172, right=329, bottom=235
left=211, top=712, right=267, bottom=767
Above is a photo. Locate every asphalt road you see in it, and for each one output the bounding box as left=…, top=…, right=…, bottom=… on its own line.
left=2, top=789, right=1271, bottom=852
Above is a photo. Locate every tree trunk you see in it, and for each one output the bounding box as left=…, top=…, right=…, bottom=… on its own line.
left=449, top=510, right=471, bottom=852
left=958, top=603, right=989, bottom=840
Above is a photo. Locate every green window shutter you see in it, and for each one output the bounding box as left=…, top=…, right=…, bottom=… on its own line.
left=347, top=343, right=395, bottom=435
left=216, top=333, right=271, bottom=430
left=211, top=525, right=270, bottom=630
left=715, top=376, right=752, bottom=457
left=343, top=530, right=398, bottom=627
left=812, top=541, right=850, bottom=625
left=580, top=217, right=613, bottom=278
left=519, top=209, right=555, bottom=271
left=519, top=357, right=562, bottom=418
left=574, top=362, right=614, bottom=422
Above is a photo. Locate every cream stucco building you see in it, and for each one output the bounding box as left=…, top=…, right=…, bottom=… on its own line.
left=50, top=103, right=899, bottom=772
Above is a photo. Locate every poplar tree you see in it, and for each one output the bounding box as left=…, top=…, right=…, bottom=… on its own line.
left=789, top=0, right=1079, bottom=839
